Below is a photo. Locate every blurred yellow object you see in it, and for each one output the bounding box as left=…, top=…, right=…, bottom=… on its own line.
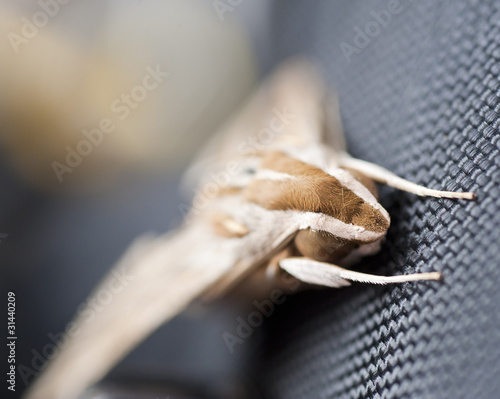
left=0, top=1, right=256, bottom=191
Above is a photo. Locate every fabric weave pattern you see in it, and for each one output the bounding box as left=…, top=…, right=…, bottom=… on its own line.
left=257, top=1, right=500, bottom=398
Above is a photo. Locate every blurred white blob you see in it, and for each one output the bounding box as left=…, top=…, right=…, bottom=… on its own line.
left=0, top=0, right=256, bottom=191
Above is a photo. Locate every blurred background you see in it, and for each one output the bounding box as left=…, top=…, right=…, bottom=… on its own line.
left=3, top=1, right=500, bottom=399
left=0, top=1, right=272, bottom=397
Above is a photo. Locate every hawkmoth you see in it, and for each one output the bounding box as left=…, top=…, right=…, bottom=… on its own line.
left=24, top=60, right=474, bottom=399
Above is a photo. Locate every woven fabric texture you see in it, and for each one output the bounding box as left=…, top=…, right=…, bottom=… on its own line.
left=256, top=1, right=500, bottom=398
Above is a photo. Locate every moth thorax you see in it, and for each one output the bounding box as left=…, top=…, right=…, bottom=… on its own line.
left=294, top=228, right=356, bottom=263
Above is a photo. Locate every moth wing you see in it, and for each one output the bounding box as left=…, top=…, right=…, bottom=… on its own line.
left=323, top=89, right=347, bottom=154
left=25, top=59, right=356, bottom=399
left=183, top=58, right=336, bottom=191
left=24, top=224, right=238, bottom=399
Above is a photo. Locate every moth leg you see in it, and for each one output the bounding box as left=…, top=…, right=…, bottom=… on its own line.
left=244, top=247, right=300, bottom=295
left=280, top=257, right=442, bottom=288
left=217, top=248, right=302, bottom=302
left=338, top=155, right=475, bottom=200
left=265, top=246, right=295, bottom=282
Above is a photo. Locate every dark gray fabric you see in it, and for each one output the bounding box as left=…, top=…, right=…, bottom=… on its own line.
left=256, top=1, right=500, bottom=398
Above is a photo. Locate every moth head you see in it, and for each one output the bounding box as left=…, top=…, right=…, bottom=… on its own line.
left=245, top=152, right=390, bottom=262
left=293, top=168, right=390, bottom=262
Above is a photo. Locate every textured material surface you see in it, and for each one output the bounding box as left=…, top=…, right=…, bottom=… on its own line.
left=256, top=1, right=500, bottom=398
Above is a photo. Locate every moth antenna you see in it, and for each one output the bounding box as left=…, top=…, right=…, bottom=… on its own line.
left=338, top=155, right=475, bottom=200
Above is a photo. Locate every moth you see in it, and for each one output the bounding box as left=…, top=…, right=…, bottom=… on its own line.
left=24, top=60, right=474, bottom=399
